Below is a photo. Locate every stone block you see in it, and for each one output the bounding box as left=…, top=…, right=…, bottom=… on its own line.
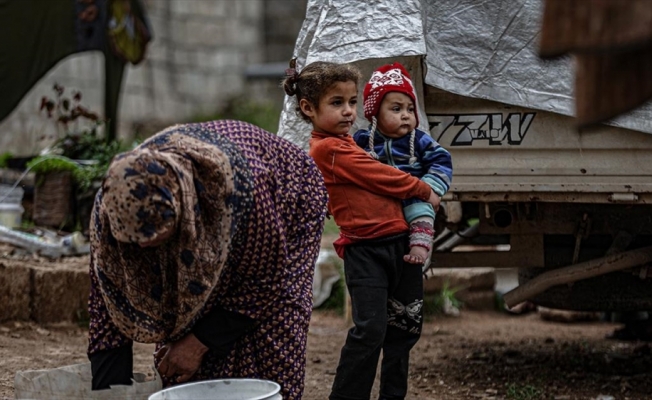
left=423, top=267, right=495, bottom=294
left=457, top=290, right=496, bottom=311
left=194, top=51, right=230, bottom=71
left=120, top=92, right=150, bottom=121
left=235, top=0, right=263, bottom=19
left=0, top=263, right=31, bottom=322
left=124, top=63, right=152, bottom=90
left=184, top=20, right=225, bottom=47
left=31, top=267, right=90, bottom=324
left=173, top=49, right=199, bottom=68
left=145, top=40, right=169, bottom=64
left=171, top=0, right=231, bottom=17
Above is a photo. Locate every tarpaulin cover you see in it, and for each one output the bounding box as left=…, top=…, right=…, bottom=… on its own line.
left=279, top=0, right=652, bottom=145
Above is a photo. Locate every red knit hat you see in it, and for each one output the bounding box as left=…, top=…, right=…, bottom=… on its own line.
left=363, top=62, right=418, bottom=125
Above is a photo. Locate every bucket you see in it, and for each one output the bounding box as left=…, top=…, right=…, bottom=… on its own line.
left=0, top=184, right=24, bottom=204
left=0, top=203, right=24, bottom=228
left=0, top=184, right=24, bottom=228
left=148, top=379, right=282, bottom=400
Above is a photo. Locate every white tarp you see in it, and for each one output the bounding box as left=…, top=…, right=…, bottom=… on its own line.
left=279, top=0, right=652, bottom=145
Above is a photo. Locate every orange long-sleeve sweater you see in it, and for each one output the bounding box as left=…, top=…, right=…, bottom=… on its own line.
left=309, top=131, right=433, bottom=240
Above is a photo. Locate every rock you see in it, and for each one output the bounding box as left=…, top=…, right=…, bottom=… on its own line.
left=36, top=328, right=51, bottom=336
left=457, top=290, right=496, bottom=311
left=0, top=262, right=31, bottom=322
left=538, top=307, right=601, bottom=323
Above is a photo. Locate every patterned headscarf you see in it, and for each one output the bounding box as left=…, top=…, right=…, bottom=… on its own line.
left=92, top=129, right=243, bottom=343
left=102, top=150, right=183, bottom=245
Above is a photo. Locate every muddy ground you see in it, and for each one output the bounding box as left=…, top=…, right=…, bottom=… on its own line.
left=2, top=309, right=652, bottom=400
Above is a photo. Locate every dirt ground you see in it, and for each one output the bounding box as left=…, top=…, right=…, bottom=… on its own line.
left=2, top=309, right=652, bottom=400
left=2, top=241, right=651, bottom=399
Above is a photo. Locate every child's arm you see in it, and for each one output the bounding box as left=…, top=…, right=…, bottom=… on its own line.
left=329, top=140, right=432, bottom=201
left=417, top=132, right=453, bottom=197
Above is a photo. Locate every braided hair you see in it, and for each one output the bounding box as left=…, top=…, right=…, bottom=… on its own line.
left=282, top=59, right=362, bottom=123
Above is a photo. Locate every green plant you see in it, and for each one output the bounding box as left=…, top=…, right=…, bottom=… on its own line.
left=0, top=152, right=12, bottom=168
left=26, top=155, right=80, bottom=175
left=322, top=218, right=340, bottom=236
left=435, top=280, right=463, bottom=311
left=317, top=257, right=346, bottom=315
left=34, top=84, right=135, bottom=192
left=506, top=383, right=543, bottom=400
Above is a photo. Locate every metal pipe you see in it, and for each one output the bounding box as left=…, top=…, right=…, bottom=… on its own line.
left=434, top=223, right=480, bottom=253
left=503, top=246, right=652, bottom=308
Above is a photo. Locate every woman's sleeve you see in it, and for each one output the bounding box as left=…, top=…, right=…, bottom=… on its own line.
left=87, top=263, right=135, bottom=389
left=191, top=306, right=256, bottom=357
left=87, top=202, right=135, bottom=389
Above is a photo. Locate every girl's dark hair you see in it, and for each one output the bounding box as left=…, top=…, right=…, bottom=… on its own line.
left=283, top=60, right=362, bottom=122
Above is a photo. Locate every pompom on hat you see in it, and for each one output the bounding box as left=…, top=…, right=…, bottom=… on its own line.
left=363, top=62, right=419, bottom=125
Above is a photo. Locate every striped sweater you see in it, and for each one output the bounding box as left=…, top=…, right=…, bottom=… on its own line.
left=353, top=127, right=453, bottom=221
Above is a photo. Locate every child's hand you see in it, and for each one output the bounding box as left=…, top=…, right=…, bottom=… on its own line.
left=427, top=191, right=441, bottom=212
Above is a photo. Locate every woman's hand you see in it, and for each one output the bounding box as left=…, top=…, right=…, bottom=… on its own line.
left=427, top=190, right=441, bottom=212
left=155, top=333, right=208, bottom=383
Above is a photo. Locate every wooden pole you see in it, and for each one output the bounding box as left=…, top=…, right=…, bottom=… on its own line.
left=503, top=246, right=652, bottom=308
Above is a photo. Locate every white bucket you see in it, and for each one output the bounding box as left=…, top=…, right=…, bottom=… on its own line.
left=0, top=203, right=24, bottom=228
left=148, top=379, right=282, bottom=400
left=0, top=184, right=24, bottom=228
left=0, top=184, right=24, bottom=204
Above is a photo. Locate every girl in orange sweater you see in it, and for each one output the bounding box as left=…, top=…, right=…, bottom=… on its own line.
left=284, top=61, right=441, bottom=400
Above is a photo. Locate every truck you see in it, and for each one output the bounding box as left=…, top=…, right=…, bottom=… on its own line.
left=279, top=0, right=652, bottom=312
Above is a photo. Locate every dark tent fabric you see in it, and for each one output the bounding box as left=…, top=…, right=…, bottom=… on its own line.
left=0, top=0, right=150, bottom=141
left=539, top=0, right=652, bottom=128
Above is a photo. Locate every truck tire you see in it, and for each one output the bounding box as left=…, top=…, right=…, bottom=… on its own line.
left=518, top=268, right=652, bottom=312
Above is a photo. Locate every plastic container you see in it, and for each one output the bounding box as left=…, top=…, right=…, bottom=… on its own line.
left=0, top=203, right=25, bottom=228
left=0, top=226, right=91, bottom=257
left=15, top=362, right=162, bottom=400
left=148, top=379, right=282, bottom=400
left=0, top=184, right=24, bottom=204
left=0, top=184, right=24, bottom=228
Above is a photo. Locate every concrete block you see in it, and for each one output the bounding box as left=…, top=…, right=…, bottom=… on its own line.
left=173, top=49, right=199, bottom=68
left=194, top=51, right=230, bottom=70
left=265, top=0, right=306, bottom=18
left=0, top=263, right=31, bottom=322
left=31, top=267, right=90, bottom=324
left=184, top=20, right=224, bottom=47
left=193, top=0, right=229, bottom=18
left=119, top=93, right=146, bottom=121
left=170, top=0, right=193, bottom=15
left=124, top=63, right=152, bottom=90
left=178, top=71, right=208, bottom=98
left=235, top=0, right=263, bottom=19
left=171, top=0, right=231, bottom=17
left=457, top=290, right=496, bottom=311
left=147, top=14, right=169, bottom=41
left=424, top=267, right=496, bottom=294
left=145, top=40, right=169, bottom=64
